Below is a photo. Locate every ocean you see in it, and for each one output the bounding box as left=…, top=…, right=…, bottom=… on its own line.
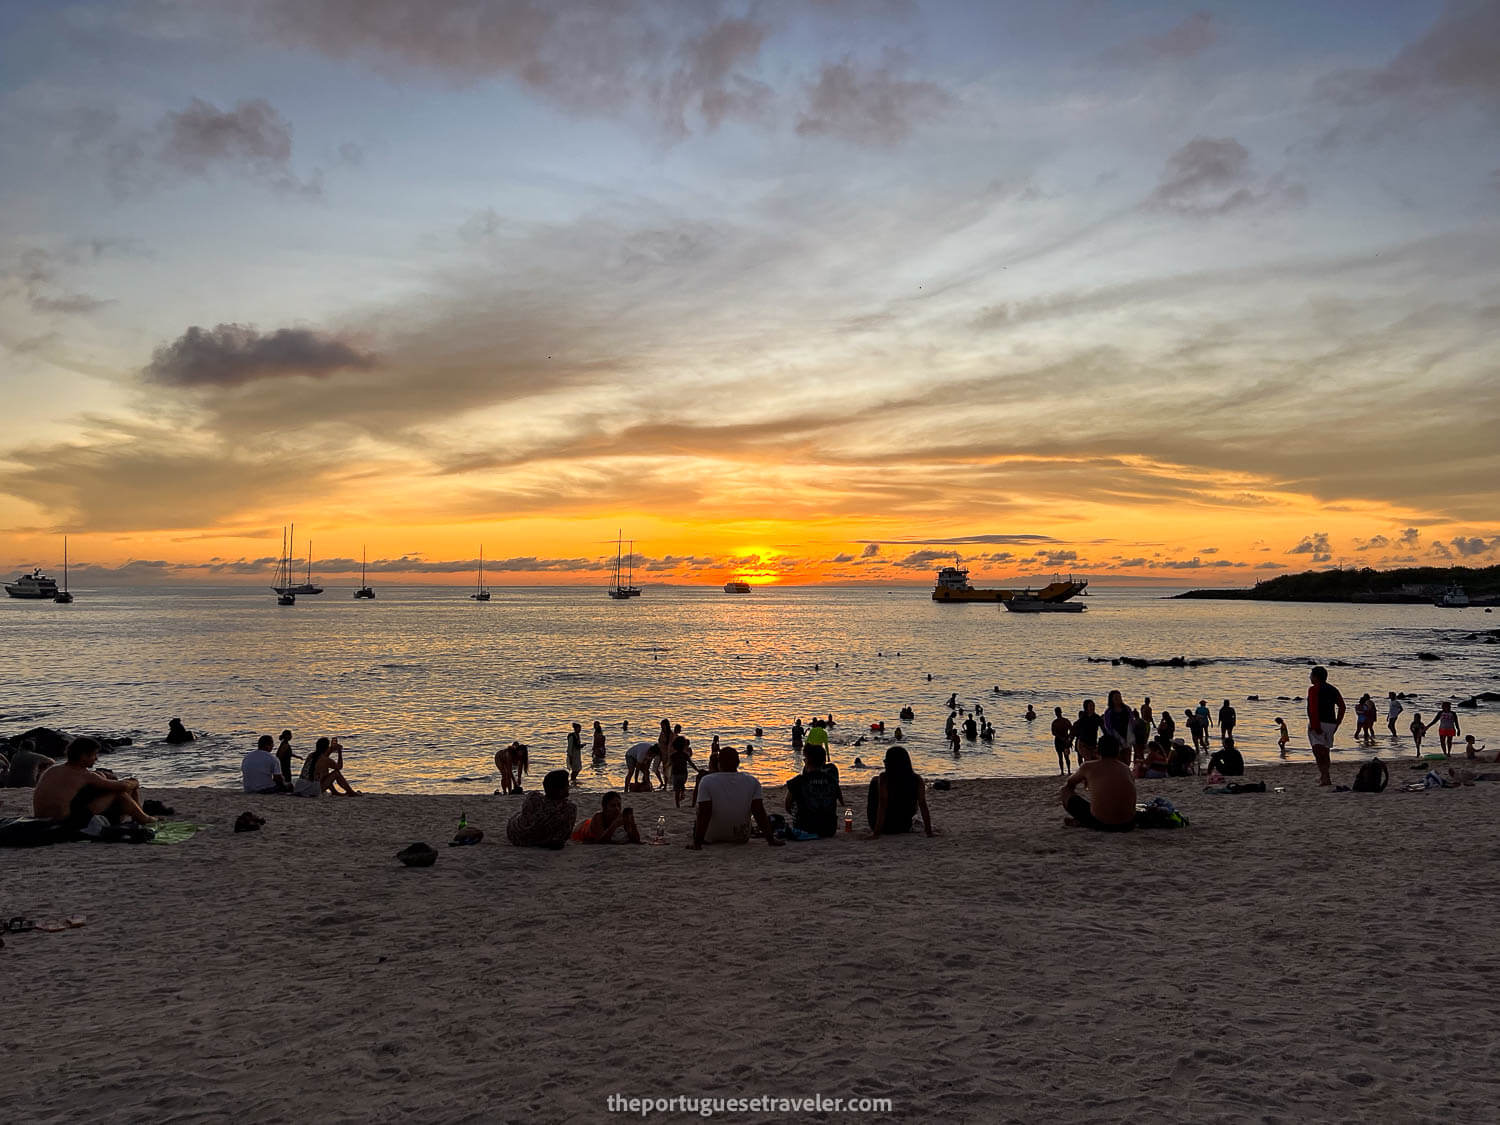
left=3, top=584, right=1495, bottom=793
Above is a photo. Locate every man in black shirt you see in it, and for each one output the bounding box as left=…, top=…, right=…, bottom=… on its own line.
left=784, top=745, right=844, bottom=837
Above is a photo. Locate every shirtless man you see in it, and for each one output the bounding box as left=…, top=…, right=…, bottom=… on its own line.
left=1059, top=733, right=1136, bottom=831
left=494, top=741, right=524, bottom=794
left=33, top=737, right=155, bottom=827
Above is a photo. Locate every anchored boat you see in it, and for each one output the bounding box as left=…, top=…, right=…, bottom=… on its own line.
left=932, top=558, right=1087, bottom=604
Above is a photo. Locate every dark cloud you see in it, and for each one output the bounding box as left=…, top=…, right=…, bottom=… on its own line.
left=795, top=55, right=950, bottom=145
left=4, top=246, right=113, bottom=317
left=144, top=323, right=376, bottom=387
left=1449, top=534, right=1500, bottom=556
left=857, top=534, right=1055, bottom=546
left=860, top=543, right=881, bottom=557
left=1398, top=527, right=1421, bottom=547
left=1288, top=532, right=1333, bottom=563
left=892, top=548, right=959, bottom=569
left=89, top=98, right=324, bottom=196
left=831, top=552, right=855, bottom=563
left=1356, top=534, right=1390, bottom=551
left=1146, top=137, right=1305, bottom=216
left=254, top=0, right=772, bottom=139
left=1324, top=0, right=1500, bottom=105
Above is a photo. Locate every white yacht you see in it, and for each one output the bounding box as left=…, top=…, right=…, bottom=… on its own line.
left=5, top=568, right=59, bottom=599
left=1436, top=582, right=1470, bottom=608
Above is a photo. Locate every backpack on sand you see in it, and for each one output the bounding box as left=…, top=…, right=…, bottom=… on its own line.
left=1352, top=758, right=1389, bottom=793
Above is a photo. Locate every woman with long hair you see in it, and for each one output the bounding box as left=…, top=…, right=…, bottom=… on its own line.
left=866, top=746, right=934, bottom=838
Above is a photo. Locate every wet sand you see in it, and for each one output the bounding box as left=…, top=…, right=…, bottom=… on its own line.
left=5, top=760, right=1500, bottom=1123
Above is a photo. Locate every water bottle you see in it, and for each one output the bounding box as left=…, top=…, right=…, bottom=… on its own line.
left=844, top=808, right=854, bottom=833
left=655, top=815, right=666, bottom=843
left=458, top=810, right=467, bottom=830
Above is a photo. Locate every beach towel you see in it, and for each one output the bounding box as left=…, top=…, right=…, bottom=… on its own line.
left=147, top=821, right=205, bottom=845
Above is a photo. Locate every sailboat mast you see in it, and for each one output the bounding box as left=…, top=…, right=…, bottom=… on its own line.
left=306, top=540, right=312, bottom=584
left=63, top=536, right=68, bottom=592
left=362, top=546, right=367, bottom=586
left=628, top=540, right=634, bottom=589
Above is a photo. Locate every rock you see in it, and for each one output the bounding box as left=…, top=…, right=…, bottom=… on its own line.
left=396, top=843, right=438, bottom=868
left=4, top=726, right=71, bottom=756
left=1476, top=691, right=1500, bottom=702
left=1456, top=697, right=1478, bottom=709
left=1417, top=652, right=1441, bottom=661
left=1247, top=695, right=1260, bottom=701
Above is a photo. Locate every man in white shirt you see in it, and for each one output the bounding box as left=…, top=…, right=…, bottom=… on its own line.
left=242, top=734, right=290, bottom=794
left=1386, top=692, right=1404, bottom=737
left=689, top=747, right=783, bottom=849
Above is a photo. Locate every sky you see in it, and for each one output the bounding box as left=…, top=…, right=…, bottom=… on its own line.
left=1, top=0, right=1498, bottom=587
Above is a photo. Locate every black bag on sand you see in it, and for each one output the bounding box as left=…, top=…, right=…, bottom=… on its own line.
left=0, top=817, right=76, bottom=848
left=1352, top=759, right=1389, bottom=793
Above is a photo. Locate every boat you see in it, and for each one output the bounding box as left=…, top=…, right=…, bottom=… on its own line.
left=5, top=567, right=59, bottom=599
left=272, top=525, right=323, bottom=595
left=272, top=527, right=295, bottom=604
left=724, top=580, right=751, bottom=593
left=932, top=556, right=1088, bottom=603
left=354, top=546, right=375, bottom=599
left=470, top=546, right=491, bottom=601
left=1436, top=582, right=1470, bottom=608
left=608, top=532, right=641, bottom=599
left=1004, top=594, right=1085, bottom=613
left=54, top=537, right=73, bottom=603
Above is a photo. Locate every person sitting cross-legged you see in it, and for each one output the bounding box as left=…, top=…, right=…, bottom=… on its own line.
left=1059, top=733, right=1137, bottom=832
left=507, top=769, right=578, bottom=849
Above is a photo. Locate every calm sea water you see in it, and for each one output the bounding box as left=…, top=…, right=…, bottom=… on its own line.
left=2, top=584, right=1496, bottom=793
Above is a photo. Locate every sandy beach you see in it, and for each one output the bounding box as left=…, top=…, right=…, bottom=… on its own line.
left=5, top=760, right=1500, bottom=1123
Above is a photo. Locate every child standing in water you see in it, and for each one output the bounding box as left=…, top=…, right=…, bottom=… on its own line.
left=1276, top=717, right=1291, bottom=758
left=1410, top=713, right=1427, bottom=758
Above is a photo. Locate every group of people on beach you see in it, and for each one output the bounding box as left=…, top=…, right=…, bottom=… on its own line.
left=501, top=721, right=935, bottom=849
left=240, top=730, right=359, bottom=796
left=0, top=737, right=160, bottom=831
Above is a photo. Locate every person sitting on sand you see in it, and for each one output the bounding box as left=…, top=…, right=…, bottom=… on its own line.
left=33, top=737, right=155, bottom=828
left=785, top=744, right=843, bottom=838
left=1207, top=737, right=1245, bottom=777
left=866, top=746, right=934, bottom=839
left=1, top=739, right=53, bottom=788
left=296, top=736, right=359, bottom=796
left=165, top=717, right=194, bottom=745
left=689, top=746, right=782, bottom=849
left=1464, top=735, right=1487, bottom=761
left=1141, top=739, right=1170, bottom=780
left=242, top=734, right=291, bottom=793
left=571, top=792, right=641, bottom=844
left=506, top=769, right=577, bottom=849
left=1167, top=740, right=1198, bottom=777
left=1059, top=733, right=1136, bottom=832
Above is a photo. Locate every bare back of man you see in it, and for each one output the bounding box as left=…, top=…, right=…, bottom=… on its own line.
left=33, top=740, right=154, bottom=826
left=1059, top=740, right=1137, bottom=831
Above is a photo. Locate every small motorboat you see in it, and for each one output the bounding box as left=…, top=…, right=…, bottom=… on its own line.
left=1004, top=596, right=1085, bottom=613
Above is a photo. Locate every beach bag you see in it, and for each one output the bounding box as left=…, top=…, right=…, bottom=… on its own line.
left=0, top=816, right=72, bottom=848
left=1134, top=797, right=1188, bottom=830
left=1352, top=760, right=1388, bottom=793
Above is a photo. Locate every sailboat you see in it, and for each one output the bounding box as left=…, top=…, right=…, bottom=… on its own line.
left=53, top=536, right=74, bottom=603
left=470, top=546, right=491, bottom=601
left=354, top=546, right=375, bottom=599
left=273, top=527, right=296, bottom=604
left=608, top=531, right=642, bottom=599
left=272, top=525, right=323, bottom=595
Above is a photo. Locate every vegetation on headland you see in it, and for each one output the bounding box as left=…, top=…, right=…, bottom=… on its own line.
left=1176, top=565, right=1500, bottom=603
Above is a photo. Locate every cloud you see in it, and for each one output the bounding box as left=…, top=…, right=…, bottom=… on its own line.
left=830, top=552, right=854, bottom=563
left=860, top=543, right=880, bottom=557
left=795, top=55, right=950, bottom=145
left=1324, top=1, right=1500, bottom=106
left=857, top=534, right=1055, bottom=546
left=1146, top=137, right=1305, bottom=216
left=143, top=324, right=377, bottom=387
left=1357, top=534, right=1390, bottom=551
left=4, top=246, right=114, bottom=317
left=1288, top=532, right=1333, bottom=563
left=1105, top=10, right=1217, bottom=65
left=254, top=1, right=774, bottom=139
left=1449, top=534, right=1500, bottom=556
left=1398, top=528, right=1421, bottom=547
left=892, top=548, right=959, bottom=569
left=88, top=98, right=324, bottom=196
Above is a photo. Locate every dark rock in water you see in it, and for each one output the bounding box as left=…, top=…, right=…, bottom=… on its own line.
left=1476, top=691, right=1500, bottom=702
left=1277, top=696, right=1292, bottom=701
left=1113, top=655, right=1201, bottom=669
left=5, top=726, right=70, bottom=756
left=1294, top=696, right=1303, bottom=702
left=1417, top=652, right=1441, bottom=661
left=1247, top=695, right=1260, bottom=701
left=1456, top=697, right=1478, bottom=709
left=1328, top=660, right=1351, bottom=666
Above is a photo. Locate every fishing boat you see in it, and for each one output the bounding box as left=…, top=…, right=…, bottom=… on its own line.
left=272, top=527, right=295, bottom=605
left=470, top=546, right=491, bottom=601
left=54, top=537, right=74, bottom=603
left=932, top=556, right=1088, bottom=604
left=5, top=567, right=59, bottom=599
left=272, top=526, right=323, bottom=595
left=1436, top=581, right=1470, bottom=608
left=354, top=546, right=375, bottom=599
left=608, top=532, right=641, bottom=599
left=724, top=580, right=751, bottom=593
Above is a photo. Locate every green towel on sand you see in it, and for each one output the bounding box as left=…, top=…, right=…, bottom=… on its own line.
left=147, top=821, right=205, bottom=845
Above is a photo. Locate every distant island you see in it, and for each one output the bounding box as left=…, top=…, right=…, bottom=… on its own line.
left=1176, top=564, right=1500, bottom=605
